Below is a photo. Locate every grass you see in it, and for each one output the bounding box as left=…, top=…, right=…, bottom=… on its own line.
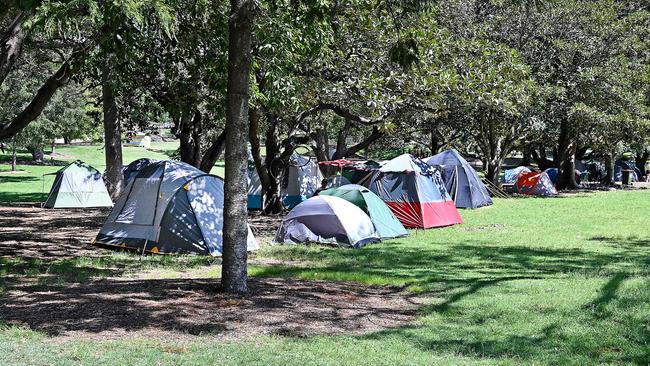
left=0, top=190, right=649, bottom=364
left=0, top=142, right=228, bottom=203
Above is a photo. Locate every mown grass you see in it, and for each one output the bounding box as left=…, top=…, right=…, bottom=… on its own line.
left=0, top=190, right=648, bottom=365
left=0, top=142, right=225, bottom=203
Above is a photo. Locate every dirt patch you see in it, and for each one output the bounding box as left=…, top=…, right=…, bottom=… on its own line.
left=0, top=277, right=426, bottom=341
left=0, top=206, right=110, bottom=259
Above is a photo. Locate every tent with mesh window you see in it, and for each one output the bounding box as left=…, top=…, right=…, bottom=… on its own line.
left=43, top=160, right=113, bottom=208
left=94, top=160, right=259, bottom=256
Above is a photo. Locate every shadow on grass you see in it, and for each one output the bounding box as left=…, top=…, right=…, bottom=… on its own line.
left=0, top=192, right=47, bottom=203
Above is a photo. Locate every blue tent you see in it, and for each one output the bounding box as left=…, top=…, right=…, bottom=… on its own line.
left=502, top=166, right=531, bottom=184
left=544, top=168, right=559, bottom=185
left=426, top=150, right=492, bottom=209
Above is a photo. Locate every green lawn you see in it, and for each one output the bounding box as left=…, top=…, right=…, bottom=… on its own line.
left=1, top=190, right=649, bottom=365
left=0, top=142, right=229, bottom=203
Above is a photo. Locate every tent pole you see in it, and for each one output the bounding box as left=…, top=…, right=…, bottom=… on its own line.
left=140, top=239, right=148, bottom=259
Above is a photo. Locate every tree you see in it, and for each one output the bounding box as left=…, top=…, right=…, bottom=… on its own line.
left=221, top=0, right=254, bottom=294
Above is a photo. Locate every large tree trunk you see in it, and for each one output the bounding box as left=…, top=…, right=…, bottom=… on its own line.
left=222, top=0, right=253, bottom=294
left=0, top=12, right=26, bottom=86
left=603, top=151, right=615, bottom=185
left=102, top=67, right=123, bottom=200
left=29, top=147, right=43, bottom=162
left=0, top=61, right=74, bottom=139
left=556, top=120, right=579, bottom=190
left=530, top=145, right=554, bottom=170
left=177, top=110, right=203, bottom=168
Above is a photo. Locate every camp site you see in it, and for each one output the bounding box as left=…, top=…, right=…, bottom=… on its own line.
left=1, top=1, right=649, bottom=365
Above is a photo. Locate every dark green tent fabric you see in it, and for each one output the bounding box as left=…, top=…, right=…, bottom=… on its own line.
left=320, top=184, right=408, bottom=239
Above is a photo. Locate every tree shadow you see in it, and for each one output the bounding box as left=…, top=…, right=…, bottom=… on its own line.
left=0, top=277, right=425, bottom=340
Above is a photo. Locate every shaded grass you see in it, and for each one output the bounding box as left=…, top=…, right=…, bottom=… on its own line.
left=0, top=190, right=649, bottom=365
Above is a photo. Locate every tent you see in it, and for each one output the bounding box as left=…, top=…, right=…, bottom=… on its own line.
left=502, top=166, right=531, bottom=184
left=247, top=158, right=263, bottom=209
left=281, top=154, right=323, bottom=208
left=123, top=158, right=156, bottom=186
left=94, top=160, right=259, bottom=256
left=545, top=167, right=582, bottom=185
left=514, top=171, right=557, bottom=196
left=44, top=160, right=113, bottom=208
left=426, top=149, right=492, bottom=209
left=273, top=195, right=379, bottom=248
left=320, top=184, right=408, bottom=239
left=614, top=160, right=641, bottom=182
left=362, top=154, right=462, bottom=229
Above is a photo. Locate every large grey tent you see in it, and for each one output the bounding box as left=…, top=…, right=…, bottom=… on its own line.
left=426, top=150, right=492, bottom=209
left=274, top=195, right=380, bottom=248
left=94, top=160, right=259, bottom=256
left=44, top=160, right=113, bottom=208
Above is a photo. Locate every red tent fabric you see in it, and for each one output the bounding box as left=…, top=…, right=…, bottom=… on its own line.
left=318, top=159, right=355, bottom=167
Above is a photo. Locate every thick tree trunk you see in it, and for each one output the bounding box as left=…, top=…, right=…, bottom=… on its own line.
left=556, top=121, right=579, bottom=190
left=0, top=12, right=26, bottom=86
left=176, top=110, right=204, bottom=168
left=0, top=61, right=75, bottom=139
left=603, top=151, right=615, bottom=185
left=222, top=0, right=253, bottom=294
left=530, top=145, right=554, bottom=170
left=10, top=136, right=16, bottom=172
left=102, top=68, right=123, bottom=200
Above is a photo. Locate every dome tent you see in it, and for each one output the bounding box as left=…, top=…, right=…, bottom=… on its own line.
left=426, top=149, right=492, bottom=209
left=247, top=156, right=263, bottom=209
left=44, top=160, right=113, bottom=208
left=274, top=195, right=380, bottom=248
left=515, top=171, right=557, bottom=196
left=320, top=184, right=408, bottom=239
left=94, top=160, right=259, bottom=256
left=502, top=166, right=531, bottom=184
left=281, top=154, right=323, bottom=209
left=122, top=158, right=156, bottom=187
left=362, top=154, right=462, bottom=229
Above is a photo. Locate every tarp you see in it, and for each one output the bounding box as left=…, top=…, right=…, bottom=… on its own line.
left=44, top=160, right=113, bottom=208
left=94, top=160, right=259, bottom=256
left=515, top=171, right=557, bottom=196
left=274, top=195, right=380, bottom=248
left=326, top=175, right=351, bottom=188
left=364, top=154, right=462, bottom=229
left=320, top=184, right=408, bottom=239
left=502, top=166, right=531, bottom=184
left=281, top=154, right=323, bottom=208
left=426, top=149, right=492, bottom=209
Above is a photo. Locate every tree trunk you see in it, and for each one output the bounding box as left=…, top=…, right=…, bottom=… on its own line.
left=30, top=147, right=43, bottom=162
left=635, top=150, right=649, bottom=179
left=0, top=61, right=75, bottom=139
left=102, top=67, right=123, bottom=200
left=199, top=130, right=227, bottom=173
left=0, top=12, right=26, bottom=86
left=556, top=120, right=579, bottom=190
left=222, top=0, right=253, bottom=295
left=11, top=136, right=16, bottom=172
left=603, top=151, right=615, bottom=185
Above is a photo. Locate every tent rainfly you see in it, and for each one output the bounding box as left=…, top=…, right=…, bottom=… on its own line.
left=515, top=171, right=558, bottom=196
left=426, top=149, right=493, bottom=209
left=281, top=154, right=323, bottom=208
left=362, top=154, right=462, bottom=229
left=502, top=166, right=532, bottom=184
left=274, top=195, right=380, bottom=248
left=320, top=184, right=408, bottom=239
left=247, top=157, right=263, bottom=210
left=94, top=160, right=259, bottom=255
left=43, top=160, right=113, bottom=208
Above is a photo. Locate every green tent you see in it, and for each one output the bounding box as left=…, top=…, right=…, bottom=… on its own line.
left=43, top=160, right=113, bottom=208
left=320, top=184, right=408, bottom=239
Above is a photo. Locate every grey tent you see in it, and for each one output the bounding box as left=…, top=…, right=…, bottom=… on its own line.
left=426, top=150, right=492, bottom=209
left=94, top=160, right=259, bottom=256
left=44, top=160, right=113, bottom=208
left=122, top=158, right=156, bottom=187
left=274, top=195, right=380, bottom=248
